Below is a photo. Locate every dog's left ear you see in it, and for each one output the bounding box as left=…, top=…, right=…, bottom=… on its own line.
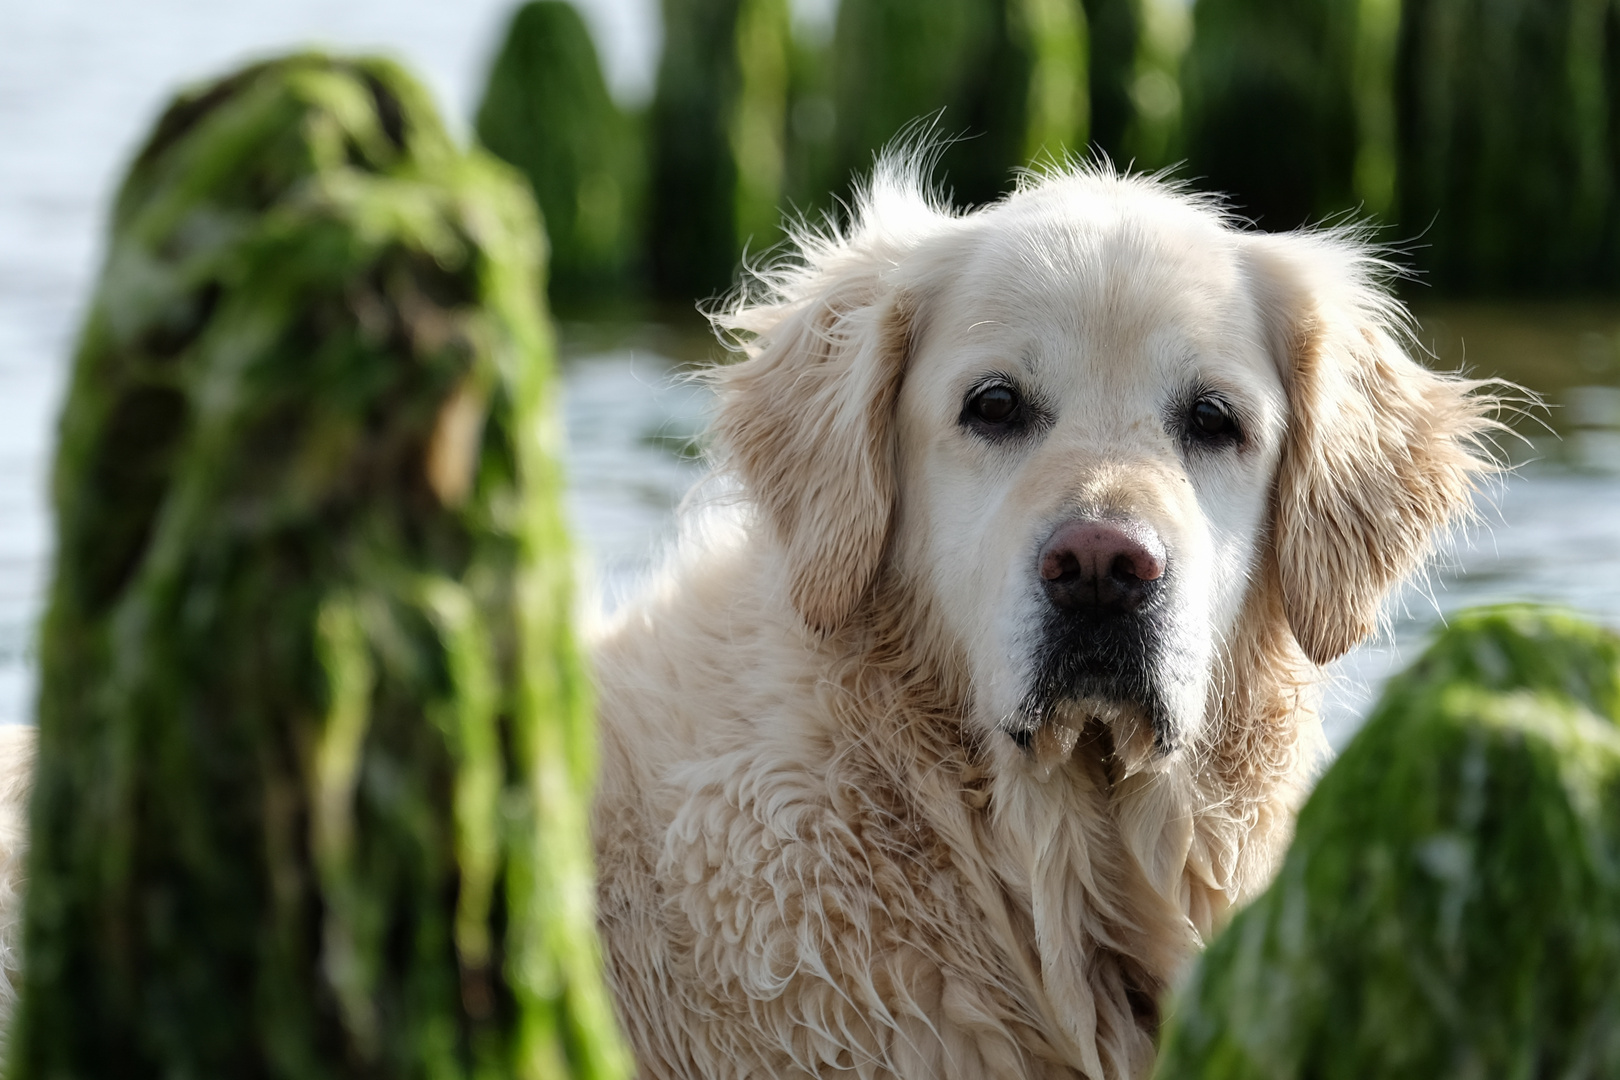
left=712, top=272, right=915, bottom=636
left=1245, top=232, right=1497, bottom=665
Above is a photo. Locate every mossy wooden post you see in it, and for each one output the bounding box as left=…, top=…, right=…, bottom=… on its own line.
left=475, top=1, right=641, bottom=306
left=1120, top=0, right=1192, bottom=169
left=1080, top=0, right=1142, bottom=160
left=828, top=0, right=1089, bottom=210
left=14, top=54, right=631, bottom=1080
left=780, top=25, right=839, bottom=218
left=1396, top=0, right=1620, bottom=292
left=1155, top=605, right=1620, bottom=1078
left=1182, top=0, right=1399, bottom=228
left=648, top=0, right=792, bottom=300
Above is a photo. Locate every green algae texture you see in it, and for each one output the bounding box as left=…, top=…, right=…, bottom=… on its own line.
left=15, top=54, right=630, bottom=1080
left=828, top=0, right=1091, bottom=210
left=1155, top=605, right=1620, bottom=1079
left=1396, top=0, right=1620, bottom=293
left=475, top=2, right=641, bottom=305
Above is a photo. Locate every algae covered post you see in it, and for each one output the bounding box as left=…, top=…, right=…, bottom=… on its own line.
left=476, top=1, right=642, bottom=305
left=1179, top=0, right=1368, bottom=229
left=649, top=0, right=793, bottom=300
left=1155, top=605, right=1620, bottom=1078
left=1396, top=0, right=1620, bottom=292
left=15, top=54, right=630, bottom=1079
left=828, top=0, right=1091, bottom=210
left=1080, top=0, right=1144, bottom=161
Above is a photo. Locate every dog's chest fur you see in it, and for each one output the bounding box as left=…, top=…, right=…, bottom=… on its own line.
left=591, top=167, right=1493, bottom=1079
left=591, top=549, right=1307, bottom=1080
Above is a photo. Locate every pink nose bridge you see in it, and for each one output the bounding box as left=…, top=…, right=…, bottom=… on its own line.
left=1039, top=519, right=1167, bottom=612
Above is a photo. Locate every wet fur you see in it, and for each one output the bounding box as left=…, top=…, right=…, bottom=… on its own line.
left=591, top=161, right=1497, bottom=1080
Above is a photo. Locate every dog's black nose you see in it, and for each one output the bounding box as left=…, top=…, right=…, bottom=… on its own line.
left=1039, top=519, right=1166, bottom=613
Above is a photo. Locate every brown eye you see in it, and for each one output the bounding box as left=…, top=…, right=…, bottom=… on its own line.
left=962, top=376, right=1048, bottom=441
left=969, top=384, right=1020, bottom=425
left=1187, top=394, right=1242, bottom=446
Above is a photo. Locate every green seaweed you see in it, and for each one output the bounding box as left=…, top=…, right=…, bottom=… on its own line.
left=15, top=53, right=630, bottom=1080
left=475, top=1, right=642, bottom=305
left=1155, top=605, right=1620, bottom=1079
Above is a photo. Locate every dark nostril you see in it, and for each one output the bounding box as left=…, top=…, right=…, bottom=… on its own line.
left=1110, top=545, right=1164, bottom=584
left=1041, top=549, right=1079, bottom=582
left=1038, top=519, right=1166, bottom=612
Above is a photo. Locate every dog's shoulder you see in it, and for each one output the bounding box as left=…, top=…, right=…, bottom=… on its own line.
left=591, top=573, right=1075, bottom=1075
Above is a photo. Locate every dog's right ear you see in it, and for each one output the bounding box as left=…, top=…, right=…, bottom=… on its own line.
left=1244, top=231, right=1498, bottom=665
left=712, top=266, right=915, bottom=636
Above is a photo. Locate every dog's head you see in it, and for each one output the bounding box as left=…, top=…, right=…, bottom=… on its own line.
left=714, top=163, right=1493, bottom=766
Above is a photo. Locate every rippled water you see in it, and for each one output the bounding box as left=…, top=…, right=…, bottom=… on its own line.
left=4, top=2, right=1620, bottom=747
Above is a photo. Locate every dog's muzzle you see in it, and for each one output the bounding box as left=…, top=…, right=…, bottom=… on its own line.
left=1009, top=517, right=1184, bottom=772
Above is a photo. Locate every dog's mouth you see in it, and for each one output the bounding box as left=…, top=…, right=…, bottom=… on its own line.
left=1005, top=695, right=1165, bottom=781
left=1004, top=612, right=1184, bottom=780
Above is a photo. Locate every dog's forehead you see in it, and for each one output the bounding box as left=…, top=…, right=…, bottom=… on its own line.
left=917, top=191, right=1266, bottom=382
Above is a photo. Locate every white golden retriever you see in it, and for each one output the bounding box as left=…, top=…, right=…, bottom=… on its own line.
left=591, top=161, right=1494, bottom=1079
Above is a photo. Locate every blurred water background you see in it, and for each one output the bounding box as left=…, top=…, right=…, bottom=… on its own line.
left=4, top=0, right=1620, bottom=749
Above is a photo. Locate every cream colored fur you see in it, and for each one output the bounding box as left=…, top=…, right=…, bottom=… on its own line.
left=0, top=725, right=34, bottom=1043
left=592, top=162, right=1496, bottom=1079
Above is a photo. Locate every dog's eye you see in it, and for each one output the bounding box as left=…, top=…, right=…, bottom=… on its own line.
left=972, top=385, right=1019, bottom=424
left=963, top=381, right=1027, bottom=433
left=1184, top=394, right=1243, bottom=448
left=962, top=376, right=1050, bottom=440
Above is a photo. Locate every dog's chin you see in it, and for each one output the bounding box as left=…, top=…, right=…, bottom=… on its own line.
left=1000, top=607, right=1208, bottom=780
left=1006, top=690, right=1180, bottom=781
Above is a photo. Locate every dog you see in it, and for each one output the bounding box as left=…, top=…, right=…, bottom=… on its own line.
left=590, top=159, right=1496, bottom=1079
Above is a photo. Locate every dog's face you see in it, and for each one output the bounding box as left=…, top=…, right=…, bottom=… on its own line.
left=890, top=196, right=1287, bottom=754
left=715, top=167, right=1490, bottom=768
